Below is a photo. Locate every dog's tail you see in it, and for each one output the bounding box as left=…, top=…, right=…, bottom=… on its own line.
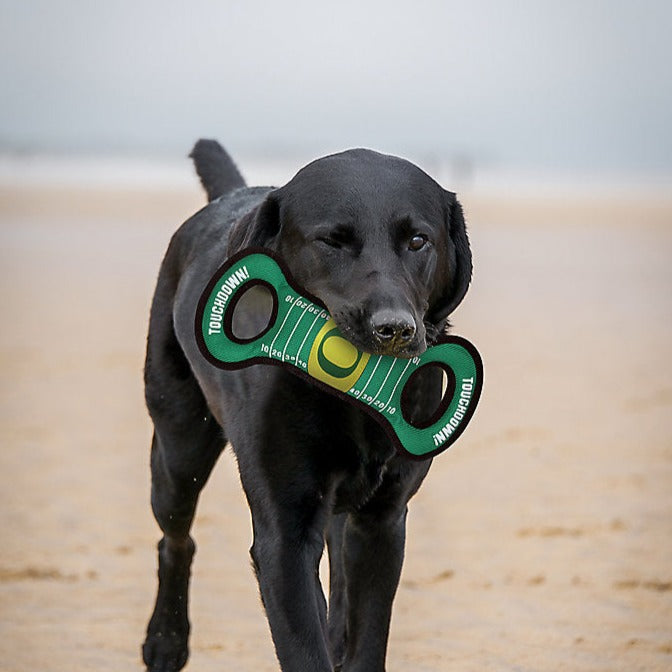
left=190, top=139, right=246, bottom=202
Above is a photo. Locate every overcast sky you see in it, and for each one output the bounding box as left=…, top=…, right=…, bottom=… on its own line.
left=1, top=0, right=671, bottom=174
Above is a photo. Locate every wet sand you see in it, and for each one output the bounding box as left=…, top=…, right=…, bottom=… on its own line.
left=1, top=178, right=671, bottom=671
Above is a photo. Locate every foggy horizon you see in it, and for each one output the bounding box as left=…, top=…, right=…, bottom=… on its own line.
left=2, top=1, right=672, bottom=177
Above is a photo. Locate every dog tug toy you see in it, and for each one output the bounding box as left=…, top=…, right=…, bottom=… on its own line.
left=195, top=248, right=483, bottom=459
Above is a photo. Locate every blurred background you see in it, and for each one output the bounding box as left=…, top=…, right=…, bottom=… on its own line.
left=1, top=2, right=671, bottom=671
left=1, top=0, right=671, bottom=186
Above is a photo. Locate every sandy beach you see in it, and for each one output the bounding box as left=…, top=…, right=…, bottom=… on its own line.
left=1, top=170, right=671, bottom=671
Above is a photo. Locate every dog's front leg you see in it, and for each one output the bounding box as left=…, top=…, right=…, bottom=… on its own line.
left=339, top=505, right=408, bottom=672
left=246, top=486, right=333, bottom=671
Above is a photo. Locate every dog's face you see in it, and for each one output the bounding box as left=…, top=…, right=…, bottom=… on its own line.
left=230, top=149, right=472, bottom=358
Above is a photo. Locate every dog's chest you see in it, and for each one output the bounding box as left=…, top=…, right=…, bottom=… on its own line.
left=332, top=458, right=387, bottom=513
left=328, top=407, right=397, bottom=513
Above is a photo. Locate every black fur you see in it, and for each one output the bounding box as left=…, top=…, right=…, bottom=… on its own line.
left=142, top=140, right=472, bottom=671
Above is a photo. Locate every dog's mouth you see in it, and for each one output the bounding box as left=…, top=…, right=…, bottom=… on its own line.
left=330, top=310, right=427, bottom=359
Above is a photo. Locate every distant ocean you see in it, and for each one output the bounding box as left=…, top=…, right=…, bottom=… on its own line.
left=1, top=152, right=671, bottom=200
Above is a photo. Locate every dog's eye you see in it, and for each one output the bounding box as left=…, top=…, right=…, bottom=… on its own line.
left=408, top=234, right=428, bottom=251
left=316, top=227, right=356, bottom=250
left=317, top=236, right=342, bottom=250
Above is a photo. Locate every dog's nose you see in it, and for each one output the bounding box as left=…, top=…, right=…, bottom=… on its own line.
left=371, top=310, right=416, bottom=347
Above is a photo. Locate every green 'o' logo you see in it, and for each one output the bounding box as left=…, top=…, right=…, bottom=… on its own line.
left=317, top=328, right=361, bottom=377
left=308, top=319, right=370, bottom=392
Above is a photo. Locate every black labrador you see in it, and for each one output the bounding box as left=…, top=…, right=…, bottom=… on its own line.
left=142, top=140, right=472, bottom=672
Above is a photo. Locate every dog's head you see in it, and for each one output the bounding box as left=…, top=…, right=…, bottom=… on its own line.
left=229, top=149, right=472, bottom=358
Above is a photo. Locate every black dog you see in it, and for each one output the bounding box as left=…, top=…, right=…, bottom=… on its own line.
left=142, top=140, right=472, bottom=672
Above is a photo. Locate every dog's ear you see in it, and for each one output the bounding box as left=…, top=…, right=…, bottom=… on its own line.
left=428, top=191, right=473, bottom=325
left=227, top=190, right=282, bottom=254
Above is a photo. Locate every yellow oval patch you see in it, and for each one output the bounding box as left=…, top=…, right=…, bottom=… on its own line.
left=308, top=318, right=370, bottom=392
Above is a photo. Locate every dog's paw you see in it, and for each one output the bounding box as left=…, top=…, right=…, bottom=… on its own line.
left=142, top=621, right=189, bottom=672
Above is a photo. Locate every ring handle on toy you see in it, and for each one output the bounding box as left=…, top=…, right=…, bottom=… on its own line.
left=195, top=248, right=483, bottom=459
